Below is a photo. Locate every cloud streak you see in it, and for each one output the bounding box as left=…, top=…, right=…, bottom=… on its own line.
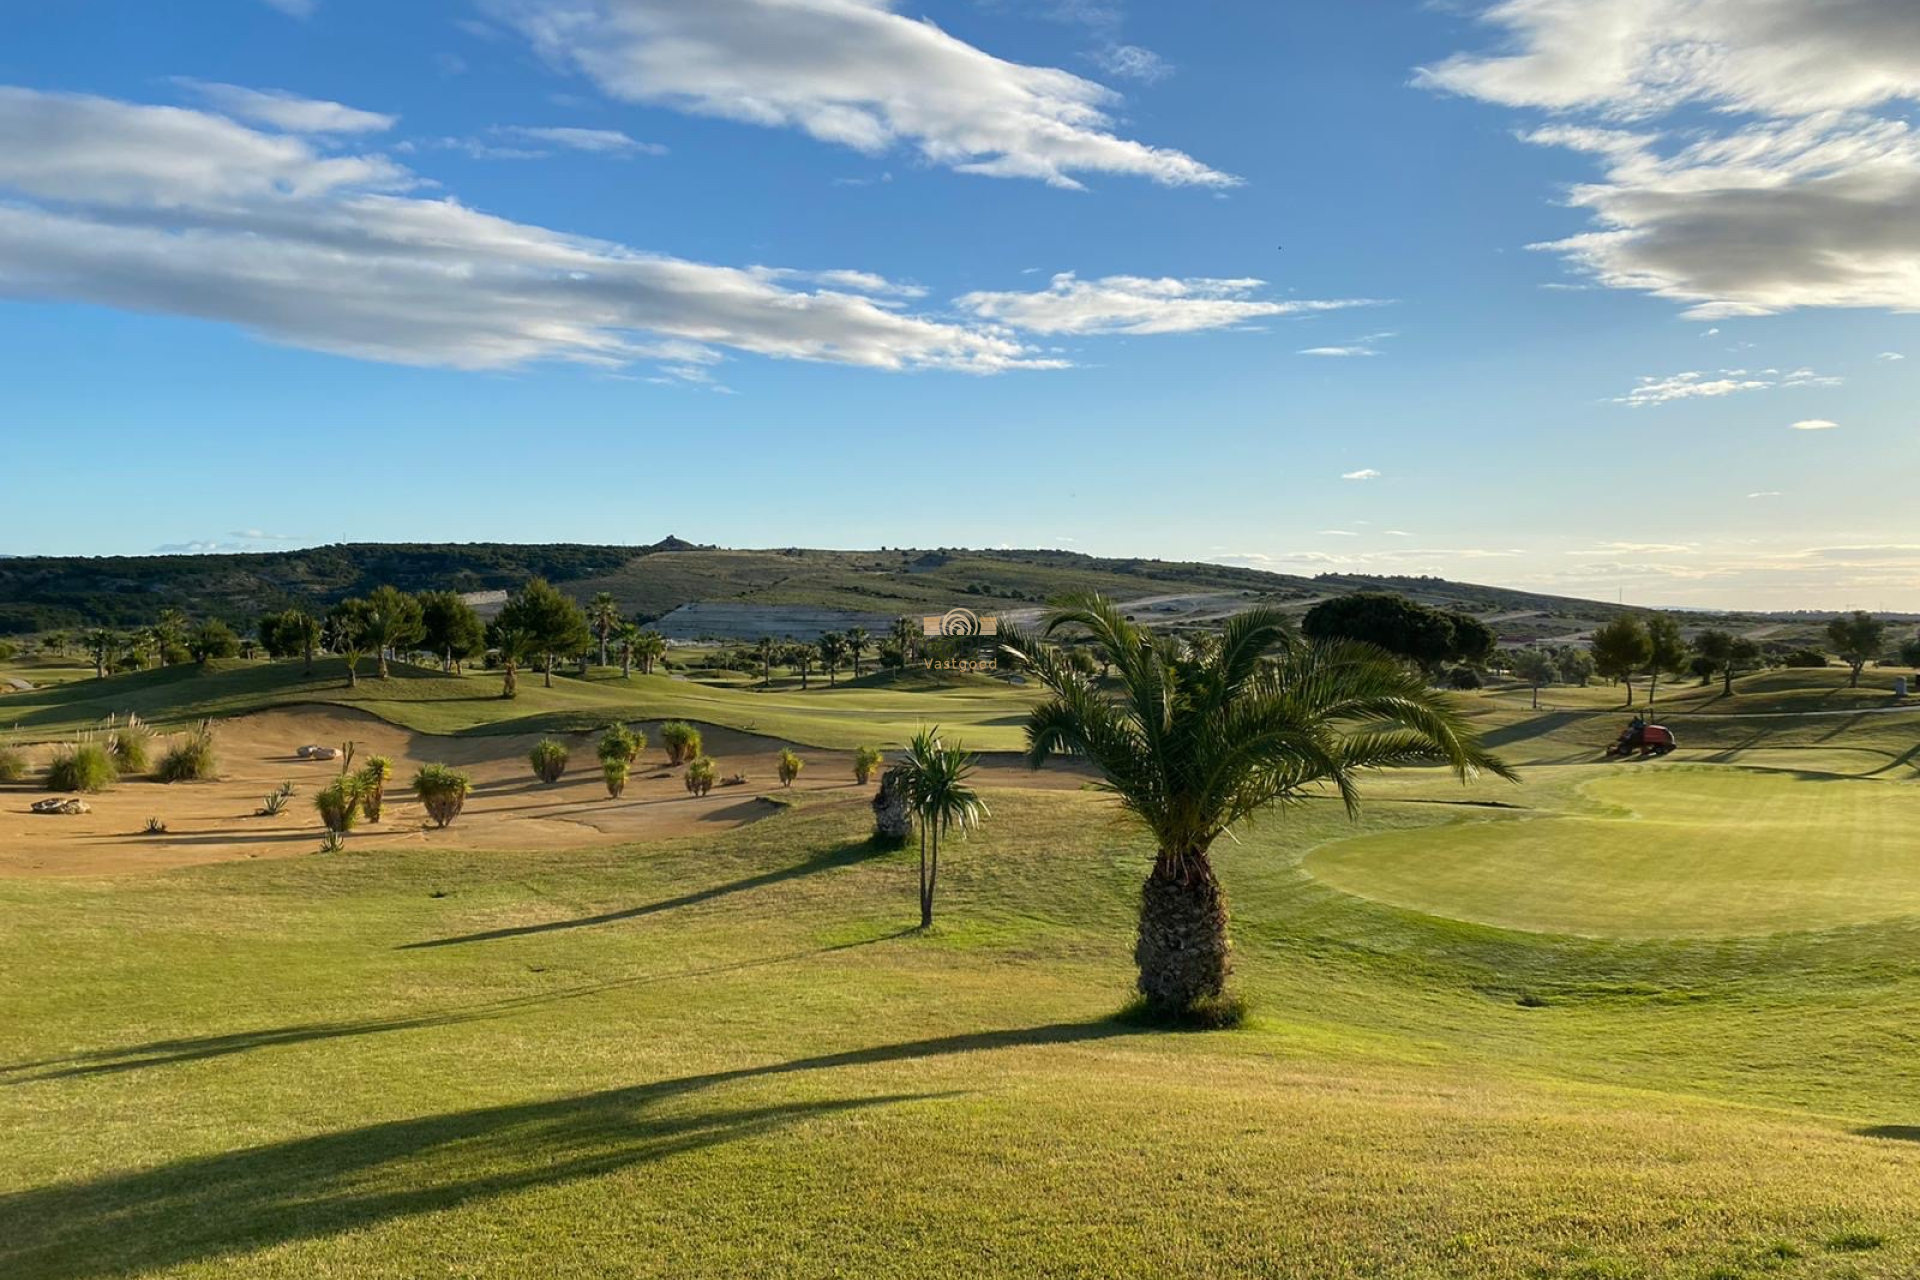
left=957, top=273, right=1375, bottom=336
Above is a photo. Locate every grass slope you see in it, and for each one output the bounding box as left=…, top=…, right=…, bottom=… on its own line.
left=6, top=780, right=1920, bottom=1277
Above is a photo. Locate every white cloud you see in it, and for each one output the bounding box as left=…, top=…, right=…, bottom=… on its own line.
left=1880, top=351, right=1907, bottom=360
left=1790, top=418, right=1840, bottom=431
left=1299, top=329, right=1395, bottom=357
left=1341, top=468, right=1381, bottom=481
left=1616, top=366, right=1841, bottom=406
left=1421, top=0, right=1920, bottom=318
left=174, top=81, right=395, bottom=134
left=1318, top=529, right=1360, bottom=537
left=485, top=0, right=1233, bottom=189
left=0, top=87, right=1056, bottom=376
left=1090, top=44, right=1171, bottom=84
left=956, top=272, right=1374, bottom=336
left=1746, top=491, right=1783, bottom=498
left=496, top=125, right=666, bottom=155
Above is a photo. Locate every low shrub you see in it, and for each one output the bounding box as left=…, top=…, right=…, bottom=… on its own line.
left=597, top=722, right=644, bottom=766
left=357, top=756, right=394, bottom=821
left=319, top=830, right=346, bottom=854
left=529, top=738, right=569, bottom=784
left=603, top=758, right=629, bottom=798
left=315, top=776, right=362, bottom=834
left=413, top=764, right=472, bottom=828
left=853, top=744, right=884, bottom=784
left=777, top=748, right=803, bottom=788
left=108, top=714, right=153, bottom=773
left=47, top=739, right=116, bottom=793
left=660, top=720, right=702, bottom=765
left=0, top=745, right=27, bottom=783
left=685, top=756, right=717, bottom=796
left=1781, top=647, right=1828, bottom=668
left=154, top=719, right=218, bottom=783
left=144, top=816, right=167, bottom=835
left=259, top=781, right=295, bottom=816
left=1445, top=666, right=1483, bottom=690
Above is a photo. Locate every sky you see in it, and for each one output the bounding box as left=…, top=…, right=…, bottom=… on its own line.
left=2, top=0, right=1916, bottom=610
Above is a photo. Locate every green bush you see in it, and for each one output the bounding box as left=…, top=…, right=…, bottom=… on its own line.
left=47, top=739, right=116, bottom=793
left=0, top=745, right=27, bottom=783
left=685, top=756, right=716, bottom=797
left=853, top=744, right=884, bottom=784
left=109, top=714, right=153, bottom=773
left=603, top=758, right=629, bottom=798
left=597, top=722, right=644, bottom=766
left=315, top=776, right=362, bottom=833
left=357, top=756, right=394, bottom=821
left=529, top=738, right=569, bottom=783
left=1781, top=647, right=1828, bottom=669
left=777, top=748, right=803, bottom=788
left=660, top=720, right=702, bottom=765
left=413, top=764, right=472, bottom=828
left=154, top=719, right=218, bottom=783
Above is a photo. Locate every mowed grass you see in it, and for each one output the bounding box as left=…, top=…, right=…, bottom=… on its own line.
left=1307, top=767, right=1920, bottom=936
left=7, top=774, right=1920, bottom=1277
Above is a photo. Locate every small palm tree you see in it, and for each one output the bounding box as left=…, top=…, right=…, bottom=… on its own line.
left=634, top=630, right=667, bottom=676
left=1003, top=594, right=1512, bottom=1020
left=614, top=621, right=639, bottom=678
left=590, top=593, right=620, bottom=668
left=847, top=627, right=870, bottom=679
left=890, top=616, right=918, bottom=671
left=788, top=643, right=815, bottom=690
left=818, top=632, right=848, bottom=685
left=756, top=636, right=778, bottom=688
left=897, top=727, right=988, bottom=929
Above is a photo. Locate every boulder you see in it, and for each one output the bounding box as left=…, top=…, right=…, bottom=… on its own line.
left=31, top=797, right=91, bottom=815
left=871, top=767, right=912, bottom=845
left=297, top=745, right=342, bottom=761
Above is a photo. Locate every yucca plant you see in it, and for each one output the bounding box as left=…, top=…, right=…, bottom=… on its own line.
left=315, top=775, right=363, bottom=834
left=529, top=738, right=569, bottom=784
left=660, top=721, right=701, bottom=765
left=895, top=727, right=988, bottom=929
left=319, top=829, right=347, bottom=854
left=603, top=758, right=629, bottom=798
left=684, top=756, right=717, bottom=796
left=776, top=748, right=803, bottom=788
left=47, top=737, right=116, bottom=793
left=259, top=781, right=295, bottom=817
left=1002, top=594, right=1512, bottom=1022
left=597, top=722, right=644, bottom=766
left=357, top=755, right=394, bottom=821
left=853, top=744, right=884, bottom=785
left=412, top=764, right=472, bottom=829
left=0, top=745, right=27, bottom=783
left=154, top=719, right=218, bottom=783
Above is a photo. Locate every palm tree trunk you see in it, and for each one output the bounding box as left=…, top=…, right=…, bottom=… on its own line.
left=918, top=826, right=932, bottom=928
left=378, top=649, right=390, bottom=680
left=1134, top=853, right=1231, bottom=1014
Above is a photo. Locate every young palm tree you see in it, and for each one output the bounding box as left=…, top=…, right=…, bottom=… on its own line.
left=590, top=593, right=620, bottom=668
left=154, top=608, right=186, bottom=668
left=615, top=622, right=639, bottom=678
left=890, top=616, right=918, bottom=671
left=897, top=727, right=989, bottom=929
left=755, top=636, right=778, bottom=688
left=787, top=643, right=815, bottom=690
left=633, top=630, right=667, bottom=676
left=847, top=627, right=870, bottom=679
left=1002, top=594, right=1513, bottom=1019
left=818, top=632, right=848, bottom=686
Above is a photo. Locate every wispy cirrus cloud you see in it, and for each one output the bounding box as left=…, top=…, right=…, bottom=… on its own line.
left=484, top=0, right=1233, bottom=190
left=1616, top=367, right=1841, bottom=407
left=1341, top=468, right=1381, bottom=481
left=957, top=273, right=1375, bottom=336
left=173, top=80, right=394, bottom=133
left=1791, top=418, right=1840, bottom=431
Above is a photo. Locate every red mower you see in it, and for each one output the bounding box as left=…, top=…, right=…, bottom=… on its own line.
left=1606, top=721, right=1677, bottom=758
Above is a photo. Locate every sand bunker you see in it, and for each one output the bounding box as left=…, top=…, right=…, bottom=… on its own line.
left=0, top=705, right=1092, bottom=877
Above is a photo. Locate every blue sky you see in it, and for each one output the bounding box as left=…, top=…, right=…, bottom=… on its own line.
left=2, top=0, right=1916, bottom=608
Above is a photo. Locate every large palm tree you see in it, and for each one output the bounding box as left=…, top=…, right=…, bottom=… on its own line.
left=897, top=727, right=989, bottom=928
left=787, top=643, right=815, bottom=690
left=615, top=621, right=639, bottom=678
left=590, top=593, right=620, bottom=669
left=818, top=631, right=848, bottom=685
left=1002, top=594, right=1513, bottom=1019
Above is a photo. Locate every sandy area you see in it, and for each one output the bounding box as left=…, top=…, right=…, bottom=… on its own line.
left=0, top=705, right=1091, bottom=878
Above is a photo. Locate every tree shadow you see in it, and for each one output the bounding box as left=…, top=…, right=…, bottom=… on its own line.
left=1857, top=1124, right=1920, bottom=1142
left=398, top=838, right=891, bottom=950
left=0, top=1019, right=1131, bottom=1279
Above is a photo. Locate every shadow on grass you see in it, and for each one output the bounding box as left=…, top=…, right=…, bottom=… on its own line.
left=0, top=1019, right=1132, bottom=1279
left=1858, top=1124, right=1920, bottom=1143
left=398, top=837, right=890, bottom=950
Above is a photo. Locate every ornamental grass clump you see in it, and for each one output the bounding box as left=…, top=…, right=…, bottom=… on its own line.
left=685, top=756, right=716, bottom=797
left=154, top=719, right=218, bottom=782
left=47, top=738, right=116, bottom=793
left=413, top=764, right=471, bottom=829
left=660, top=721, right=701, bottom=765
left=315, top=775, right=362, bottom=834
left=529, top=738, right=569, bottom=784
left=357, top=756, right=394, bottom=821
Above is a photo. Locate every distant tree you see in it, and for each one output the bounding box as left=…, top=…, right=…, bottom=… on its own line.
left=632, top=630, right=667, bottom=675
left=847, top=627, right=870, bottom=679
left=818, top=631, right=849, bottom=685
left=1589, top=615, right=1652, bottom=705
left=1826, top=611, right=1886, bottom=687
left=1065, top=646, right=1099, bottom=679
left=188, top=619, right=241, bottom=663
left=1302, top=593, right=1455, bottom=672
left=756, top=636, right=778, bottom=687
left=419, top=591, right=484, bottom=673
left=787, top=642, right=815, bottom=690
left=1693, top=630, right=1753, bottom=696
left=1781, top=647, right=1828, bottom=669
left=325, top=599, right=376, bottom=687
left=1446, top=612, right=1498, bottom=667
left=496, top=578, right=590, bottom=688
left=487, top=620, right=534, bottom=699
left=358, top=585, right=425, bottom=680
left=1509, top=648, right=1558, bottom=710
left=614, top=621, right=639, bottom=678
left=1900, top=635, right=1920, bottom=669
left=589, top=592, right=620, bottom=668
left=1555, top=647, right=1595, bottom=687
left=153, top=608, right=187, bottom=669
left=890, top=616, right=919, bottom=669
left=261, top=608, right=322, bottom=674
left=1643, top=615, right=1688, bottom=707
left=85, top=627, right=116, bottom=679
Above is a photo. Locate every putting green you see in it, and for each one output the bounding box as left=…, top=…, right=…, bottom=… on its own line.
left=1305, top=768, right=1920, bottom=938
